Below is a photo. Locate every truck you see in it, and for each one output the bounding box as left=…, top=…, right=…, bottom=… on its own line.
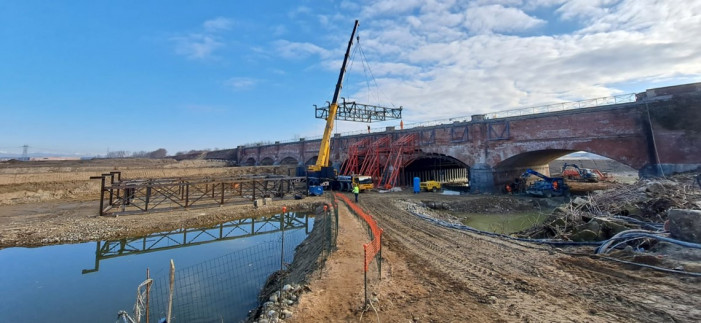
left=336, top=175, right=374, bottom=192
left=419, top=180, right=441, bottom=192
left=521, top=169, right=570, bottom=198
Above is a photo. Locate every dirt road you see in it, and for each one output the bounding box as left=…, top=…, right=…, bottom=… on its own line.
left=290, top=192, right=701, bottom=322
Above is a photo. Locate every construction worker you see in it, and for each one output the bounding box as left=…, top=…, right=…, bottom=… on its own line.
left=352, top=184, right=360, bottom=203
left=553, top=180, right=559, bottom=191
left=505, top=184, right=512, bottom=194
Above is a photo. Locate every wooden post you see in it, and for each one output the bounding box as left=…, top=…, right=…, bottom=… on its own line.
left=145, top=185, right=151, bottom=212
left=145, top=268, right=151, bottom=323
left=167, top=260, right=175, bottom=323
left=185, top=184, right=190, bottom=208
left=220, top=183, right=225, bottom=205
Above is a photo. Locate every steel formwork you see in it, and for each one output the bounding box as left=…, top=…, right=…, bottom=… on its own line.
left=90, top=172, right=307, bottom=216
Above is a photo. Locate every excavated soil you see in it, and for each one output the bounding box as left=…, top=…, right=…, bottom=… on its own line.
left=287, top=191, right=701, bottom=322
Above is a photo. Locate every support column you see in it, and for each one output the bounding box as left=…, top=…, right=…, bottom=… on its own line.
left=469, top=163, right=495, bottom=193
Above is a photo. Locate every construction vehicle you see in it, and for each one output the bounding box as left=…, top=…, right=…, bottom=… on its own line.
left=304, top=20, right=402, bottom=196
left=305, top=20, right=359, bottom=195
left=521, top=169, right=570, bottom=198
left=561, top=163, right=610, bottom=182
left=419, top=180, right=441, bottom=192
left=336, top=175, right=374, bottom=192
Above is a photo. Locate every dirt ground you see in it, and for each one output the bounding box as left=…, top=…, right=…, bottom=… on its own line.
left=0, top=159, right=304, bottom=247
left=2, top=160, right=700, bottom=322
left=288, top=191, right=701, bottom=322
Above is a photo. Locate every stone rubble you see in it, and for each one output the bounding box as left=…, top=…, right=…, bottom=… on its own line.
left=253, top=284, right=305, bottom=323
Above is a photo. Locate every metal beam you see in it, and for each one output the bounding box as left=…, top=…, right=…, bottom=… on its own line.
left=315, top=99, right=402, bottom=123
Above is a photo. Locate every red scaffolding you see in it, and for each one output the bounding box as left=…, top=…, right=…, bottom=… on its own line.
left=380, top=133, right=419, bottom=189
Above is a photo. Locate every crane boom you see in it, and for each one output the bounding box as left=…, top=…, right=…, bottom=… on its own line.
left=309, top=20, right=359, bottom=172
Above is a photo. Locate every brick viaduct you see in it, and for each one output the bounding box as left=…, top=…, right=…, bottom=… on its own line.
left=202, top=83, right=701, bottom=192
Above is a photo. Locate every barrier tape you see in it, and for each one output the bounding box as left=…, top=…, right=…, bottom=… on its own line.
left=334, top=193, right=383, bottom=272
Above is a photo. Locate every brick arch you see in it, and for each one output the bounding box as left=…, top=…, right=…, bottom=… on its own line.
left=492, top=142, right=645, bottom=171
left=491, top=147, right=643, bottom=189
left=260, top=157, right=275, bottom=166
left=243, top=157, right=256, bottom=166
left=279, top=156, right=299, bottom=166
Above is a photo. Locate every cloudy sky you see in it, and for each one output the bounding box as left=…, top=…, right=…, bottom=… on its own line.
left=1, top=0, right=700, bottom=156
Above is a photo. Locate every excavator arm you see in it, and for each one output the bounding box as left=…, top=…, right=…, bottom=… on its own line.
left=522, top=168, right=551, bottom=181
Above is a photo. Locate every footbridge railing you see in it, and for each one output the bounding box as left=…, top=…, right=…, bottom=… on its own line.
left=90, top=171, right=307, bottom=216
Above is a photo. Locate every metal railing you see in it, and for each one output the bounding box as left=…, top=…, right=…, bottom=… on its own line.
left=240, top=93, right=637, bottom=148
left=483, top=93, right=636, bottom=119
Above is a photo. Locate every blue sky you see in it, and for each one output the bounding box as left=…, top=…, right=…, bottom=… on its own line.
left=1, top=0, right=700, bottom=157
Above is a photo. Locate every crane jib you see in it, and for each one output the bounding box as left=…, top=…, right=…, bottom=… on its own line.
left=312, top=19, right=359, bottom=171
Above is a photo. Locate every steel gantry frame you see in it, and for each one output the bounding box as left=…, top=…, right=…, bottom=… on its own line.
left=90, top=172, right=307, bottom=216
left=315, top=98, right=402, bottom=123
left=82, top=212, right=312, bottom=273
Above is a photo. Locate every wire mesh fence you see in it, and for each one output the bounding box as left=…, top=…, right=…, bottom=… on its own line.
left=116, top=206, right=338, bottom=323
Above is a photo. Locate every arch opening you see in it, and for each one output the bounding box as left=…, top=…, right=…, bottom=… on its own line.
left=244, top=157, right=256, bottom=166
left=260, top=157, right=275, bottom=166
left=403, top=153, right=470, bottom=188
left=494, top=150, right=637, bottom=192
left=279, top=156, right=299, bottom=166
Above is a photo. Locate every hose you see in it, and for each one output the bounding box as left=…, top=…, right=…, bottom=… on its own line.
left=611, top=215, right=664, bottom=231
left=596, top=230, right=701, bottom=254
left=409, top=210, right=701, bottom=276
left=408, top=210, right=603, bottom=246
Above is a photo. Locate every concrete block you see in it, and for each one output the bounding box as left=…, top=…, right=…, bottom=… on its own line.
left=254, top=199, right=264, bottom=208
left=668, top=209, right=701, bottom=243
left=264, top=197, right=273, bottom=205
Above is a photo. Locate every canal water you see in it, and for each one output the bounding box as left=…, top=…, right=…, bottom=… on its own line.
left=459, top=211, right=547, bottom=234
left=0, top=211, right=313, bottom=322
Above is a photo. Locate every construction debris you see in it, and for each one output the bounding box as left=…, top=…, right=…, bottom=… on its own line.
left=521, top=174, right=701, bottom=242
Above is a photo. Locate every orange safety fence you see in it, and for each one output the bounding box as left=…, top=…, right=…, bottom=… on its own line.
left=334, top=193, right=383, bottom=272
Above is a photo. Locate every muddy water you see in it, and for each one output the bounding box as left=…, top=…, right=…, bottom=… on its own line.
left=0, top=212, right=313, bottom=322
left=457, top=211, right=547, bottom=234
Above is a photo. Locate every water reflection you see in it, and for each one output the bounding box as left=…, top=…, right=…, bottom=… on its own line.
left=0, top=212, right=314, bottom=323
left=83, top=212, right=313, bottom=274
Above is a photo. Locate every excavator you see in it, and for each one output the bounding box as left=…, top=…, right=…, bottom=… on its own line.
left=561, top=163, right=610, bottom=182
left=520, top=168, right=570, bottom=198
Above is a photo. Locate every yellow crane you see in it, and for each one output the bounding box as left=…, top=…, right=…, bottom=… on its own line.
left=306, top=20, right=403, bottom=195
left=308, top=20, right=358, bottom=174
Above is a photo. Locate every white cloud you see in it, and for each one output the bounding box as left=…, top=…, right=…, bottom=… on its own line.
left=271, top=24, right=287, bottom=37
left=555, top=0, right=619, bottom=21
left=359, top=0, right=424, bottom=18
left=288, top=6, right=312, bottom=18
left=273, top=40, right=330, bottom=59
left=203, top=17, right=234, bottom=32
left=171, top=34, right=223, bottom=60
left=224, top=77, right=259, bottom=91
left=172, top=17, right=234, bottom=60
left=464, top=4, right=546, bottom=33
left=275, top=0, right=701, bottom=123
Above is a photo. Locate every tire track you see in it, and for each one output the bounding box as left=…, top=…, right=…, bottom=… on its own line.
left=360, top=193, right=701, bottom=323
